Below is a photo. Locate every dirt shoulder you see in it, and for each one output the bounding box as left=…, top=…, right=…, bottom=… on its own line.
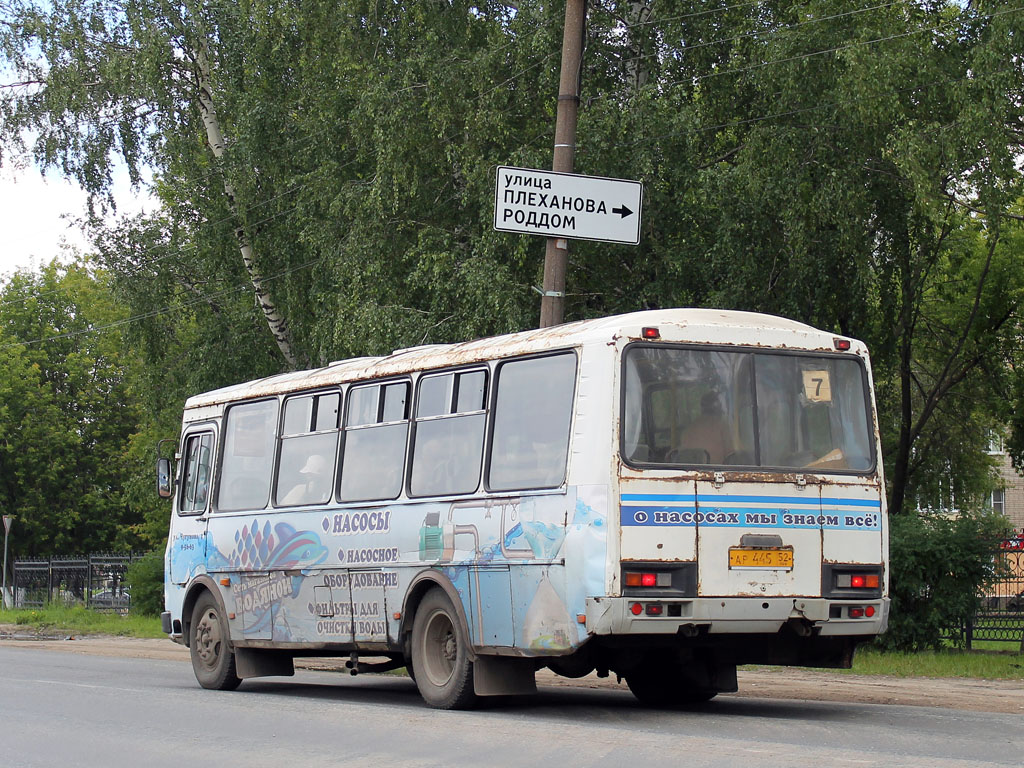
left=2, top=627, right=1020, bottom=714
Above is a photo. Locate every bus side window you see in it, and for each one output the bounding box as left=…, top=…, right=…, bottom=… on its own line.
left=409, top=369, right=488, bottom=497
left=339, top=381, right=409, bottom=502
left=275, top=391, right=340, bottom=507
left=217, top=399, right=279, bottom=512
left=487, top=352, right=576, bottom=491
left=180, top=432, right=213, bottom=514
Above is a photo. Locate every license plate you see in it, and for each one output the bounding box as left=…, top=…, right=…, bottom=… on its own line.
left=729, top=548, right=794, bottom=569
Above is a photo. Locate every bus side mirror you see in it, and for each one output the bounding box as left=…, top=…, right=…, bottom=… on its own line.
left=157, top=457, right=174, bottom=499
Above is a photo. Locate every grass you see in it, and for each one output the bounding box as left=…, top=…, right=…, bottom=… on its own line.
left=0, top=605, right=165, bottom=639
left=839, top=644, right=1024, bottom=680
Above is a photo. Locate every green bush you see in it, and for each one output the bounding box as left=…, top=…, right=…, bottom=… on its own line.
left=125, top=550, right=164, bottom=617
left=879, top=509, right=1010, bottom=652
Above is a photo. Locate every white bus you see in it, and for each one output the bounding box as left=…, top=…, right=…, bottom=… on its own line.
left=160, top=308, right=888, bottom=708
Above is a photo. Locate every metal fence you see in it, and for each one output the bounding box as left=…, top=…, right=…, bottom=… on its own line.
left=10, top=552, right=145, bottom=614
left=946, top=546, right=1024, bottom=650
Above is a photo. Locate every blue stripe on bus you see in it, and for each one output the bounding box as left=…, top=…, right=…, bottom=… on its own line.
left=620, top=493, right=881, bottom=508
left=619, top=491, right=883, bottom=531
left=619, top=506, right=881, bottom=531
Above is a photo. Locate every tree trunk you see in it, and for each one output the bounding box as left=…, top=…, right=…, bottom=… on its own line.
left=625, top=1, right=654, bottom=92
left=888, top=236, right=918, bottom=518
left=192, top=35, right=303, bottom=370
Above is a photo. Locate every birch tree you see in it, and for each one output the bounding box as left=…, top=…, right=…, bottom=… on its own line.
left=1, top=0, right=303, bottom=366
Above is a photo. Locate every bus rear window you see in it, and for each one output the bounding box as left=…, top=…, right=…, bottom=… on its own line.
left=622, top=346, right=873, bottom=472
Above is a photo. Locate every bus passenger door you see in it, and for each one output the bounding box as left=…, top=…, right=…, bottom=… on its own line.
left=168, top=429, right=214, bottom=585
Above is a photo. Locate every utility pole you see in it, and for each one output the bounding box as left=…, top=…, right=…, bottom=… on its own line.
left=539, top=0, right=586, bottom=329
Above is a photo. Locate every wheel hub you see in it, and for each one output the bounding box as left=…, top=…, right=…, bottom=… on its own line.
left=195, top=610, right=220, bottom=668
left=443, top=632, right=457, bottom=662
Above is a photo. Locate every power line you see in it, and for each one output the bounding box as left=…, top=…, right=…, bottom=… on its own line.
left=8, top=59, right=1016, bottom=352
left=612, top=1, right=903, bottom=70
left=4, top=4, right=1018, bottom=332
left=594, top=0, right=765, bottom=30
left=0, top=48, right=561, bottom=306
left=6, top=2, right=937, bottom=297
left=598, top=64, right=1018, bottom=150
left=591, top=4, right=1024, bottom=105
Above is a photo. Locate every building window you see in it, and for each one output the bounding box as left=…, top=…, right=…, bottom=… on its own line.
left=992, top=488, right=1006, bottom=516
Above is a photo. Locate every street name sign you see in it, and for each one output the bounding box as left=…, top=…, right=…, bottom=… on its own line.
left=494, top=166, right=643, bottom=245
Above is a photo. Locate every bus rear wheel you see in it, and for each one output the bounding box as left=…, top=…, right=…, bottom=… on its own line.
left=190, top=591, right=241, bottom=691
left=626, top=662, right=718, bottom=707
left=410, top=588, right=476, bottom=709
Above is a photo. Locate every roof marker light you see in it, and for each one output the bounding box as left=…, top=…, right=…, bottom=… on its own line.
left=834, top=338, right=852, bottom=351
left=642, top=327, right=660, bottom=339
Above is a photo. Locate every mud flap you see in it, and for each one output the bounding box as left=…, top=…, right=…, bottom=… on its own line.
left=235, top=648, right=295, bottom=679
left=472, top=656, right=537, bottom=697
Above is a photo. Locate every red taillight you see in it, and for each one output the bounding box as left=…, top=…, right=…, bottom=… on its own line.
left=866, top=606, right=876, bottom=617
left=837, top=572, right=880, bottom=589
left=849, top=607, right=865, bottom=618
left=630, top=602, right=643, bottom=616
left=625, top=571, right=671, bottom=588
left=645, top=604, right=663, bottom=616
left=834, top=338, right=852, bottom=351
left=642, top=326, right=660, bottom=339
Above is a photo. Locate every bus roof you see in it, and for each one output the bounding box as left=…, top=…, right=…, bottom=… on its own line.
left=184, top=308, right=857, bottom=410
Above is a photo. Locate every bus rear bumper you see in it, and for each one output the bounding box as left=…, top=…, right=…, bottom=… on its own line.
left=585, top=596, right=889, bottom=637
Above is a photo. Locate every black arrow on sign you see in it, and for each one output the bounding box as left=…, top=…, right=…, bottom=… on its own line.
left=612, top=204, right=633, bottom=218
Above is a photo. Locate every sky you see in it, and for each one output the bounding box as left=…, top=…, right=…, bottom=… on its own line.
left=0, top=160, right=155, bottom=282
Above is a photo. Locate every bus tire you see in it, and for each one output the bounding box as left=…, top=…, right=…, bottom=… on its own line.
left=190, top=591, right=241, bottom=691
left=410, top=588, right=477, bottom=709
left=626, top=662, right=717, bottom=707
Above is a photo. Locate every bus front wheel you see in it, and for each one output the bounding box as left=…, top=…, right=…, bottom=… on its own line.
left=410, top=588, right=477, bottom=709
left=190, top=591, right=241, bottom=691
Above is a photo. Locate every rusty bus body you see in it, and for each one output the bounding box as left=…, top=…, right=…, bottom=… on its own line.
left=161, top=309, right=888, bottom=708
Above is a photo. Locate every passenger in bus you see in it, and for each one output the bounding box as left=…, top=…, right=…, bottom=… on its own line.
left=281, top=453, right=331, bottom=506
left=676, top=391, right=733, bottom=465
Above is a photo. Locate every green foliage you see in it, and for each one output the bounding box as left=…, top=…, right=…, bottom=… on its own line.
left=880, top=509, right=1012, bottom=652
left=848, top=645, right=1024, bottom=679
left=1, top=0, right=1024, bottom=556
left=0, top=605, right=165, bottom=638
left=124, top=550, right=164, bottom=617
left=0, top=261, right=144, bottom=556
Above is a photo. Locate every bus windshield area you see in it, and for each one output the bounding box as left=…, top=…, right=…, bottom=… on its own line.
left=622, top=345, right=874, bottom=472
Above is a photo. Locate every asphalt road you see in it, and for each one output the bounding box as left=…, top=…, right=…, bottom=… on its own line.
left=0, top=646, right=1019, bottom=768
